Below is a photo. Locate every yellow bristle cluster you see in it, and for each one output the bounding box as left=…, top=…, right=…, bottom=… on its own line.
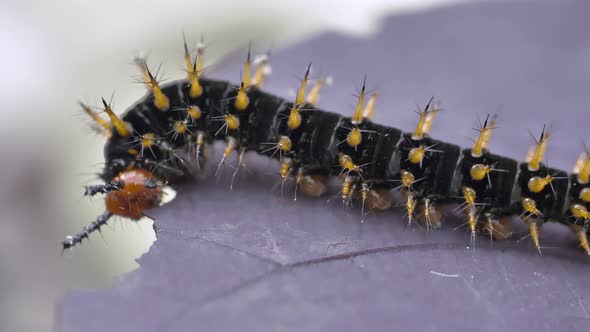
left=527, top=126, right=549, bottom=171
left=306, top=77, right=327, bottom=106
left=80, top=102, right=111, bottom=137
left=411, top=97, right=435, bottom=141
left=189, top=57, right=204, bottom=98
left=183, top=35, right=196, bottom=81
left=338, top=153, right=360, bottom=173
left=345, top=79, right=379, bottom=151
left=341, top=175, right=354, bottom=203
left=187, top=105, right=201, bottom=121
left=252, top=53, right=271, bottom=87
left=362, top=93, right=377, bottom=120
left=404, top=190, right=416, bottom=226
left=277, top=135, right=292, bottom=153
left=471, top=114, right=496, bottom=157
left=183, top=37, right=204, bottom=98
left=574, top=152, right=590, bottom=184
left=225, top=114, right=240, bottom=130
left=570, top=204, right=590, bottom=220
left=223, top=136, right=237, bottom=159
left=527, top=175, right=553, bottom=193
left=421, top=103, right=438, bottom=136
left=285, top=66, right=312, bottom=130
left=232, top=49, right=258, bottom=111
left=287, top=104, right=302, bottom=130
left=521, top=197, right=542, bottom=216
left=234, top=82, right=250, bottom=111
left=138, top=62, right=170, bottom=111
left=140, top=133, right=155, bottom=149
left=401, top=170, right=415, bottom=188
left=351, top=78, right=366, bottom=125
left=135, top=56, right=152, bottom=88
left=576, top=227, right=590, bottom=256
left=173, top=121, right=188, bottom=134
left=470, top=164, right=492, bottom=181
left=346, top=127, right=362, bottom=148
left=279, top=158, right=292, bottom=179
left=243, top=47, right=252, bottom=88
left=295, top=64, right=311, bottom=106
left=467, top=209, right=477, bottom=239
left=101, top=98, right=130, bottom=137
left=529, top=221, right=542, bottom=255
left=462, top=186, right=476, bottom=206
left=408, top=146, right=426, bottom=165
left=461, top=186, right=478, bottom=241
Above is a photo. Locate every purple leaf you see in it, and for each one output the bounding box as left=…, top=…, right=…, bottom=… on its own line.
left=58, top=1, right=590, bottom=331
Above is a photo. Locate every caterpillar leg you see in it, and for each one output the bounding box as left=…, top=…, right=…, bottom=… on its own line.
left=294, top=169, right=327, bottom=200
left=365, top=188, right=392, bottom=212
left=351, top=184, right=392, bottom=222
left=482, top=215, right=513, bottom=241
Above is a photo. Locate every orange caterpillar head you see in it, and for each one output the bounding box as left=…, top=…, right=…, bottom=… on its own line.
left=105, top=168, right=163, bottom=219
left=63, top=168, right=163, bottom=250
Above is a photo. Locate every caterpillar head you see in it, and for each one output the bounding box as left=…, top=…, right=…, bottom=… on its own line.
left=105, top=168, right=163, bottom=220
left=62, top=168, right=163, bottom=250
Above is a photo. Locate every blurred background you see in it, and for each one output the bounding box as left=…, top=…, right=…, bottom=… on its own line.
left=0, top=0, right=467, bottom=331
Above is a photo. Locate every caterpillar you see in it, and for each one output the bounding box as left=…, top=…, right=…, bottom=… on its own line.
left=62, top=38, right=590, bottom=257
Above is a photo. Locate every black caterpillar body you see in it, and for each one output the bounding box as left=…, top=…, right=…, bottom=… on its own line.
left=63, top=49, right=590, bottom=256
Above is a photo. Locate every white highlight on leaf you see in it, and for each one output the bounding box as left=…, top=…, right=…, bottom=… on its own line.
left=429, top=270, right=460, bottom=278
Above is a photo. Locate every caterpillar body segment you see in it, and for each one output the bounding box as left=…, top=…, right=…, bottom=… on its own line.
left=394, top=134, right=461, bottom=201
left=452, top=150, right=519, bottom=234
left=566, top=153, right=590, bottom=255
left=66, top=46, right=589, bottom=256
